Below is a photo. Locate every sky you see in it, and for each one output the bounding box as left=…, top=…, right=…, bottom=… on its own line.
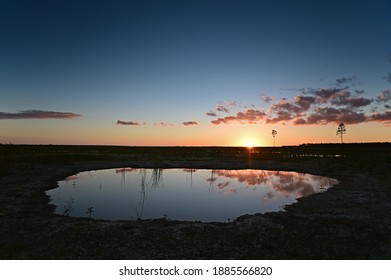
left=1, top=0, right=391, bottom=146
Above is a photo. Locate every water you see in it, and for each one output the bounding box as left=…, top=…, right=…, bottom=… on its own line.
left=46, top=168, right=339, bottom=222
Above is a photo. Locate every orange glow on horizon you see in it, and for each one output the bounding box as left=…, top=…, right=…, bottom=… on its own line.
left=2, top=120, right=389, bottom=146
left=238, top=137, right=262, bottom=148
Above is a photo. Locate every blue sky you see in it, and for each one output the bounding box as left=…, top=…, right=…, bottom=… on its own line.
left=1, top=0, right=391, bottom=145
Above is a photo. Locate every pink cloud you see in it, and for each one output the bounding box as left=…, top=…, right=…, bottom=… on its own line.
left=370, top=110, right=391, bottom=124
left=261, top=94, right=275, bottom=103
left=216, top=105, right=229, bottom=113
left=0, top=110, right=82, bottom=119
left=205, top=111, right=217, bottom=117
left=182, top=121, right=199, bottom=126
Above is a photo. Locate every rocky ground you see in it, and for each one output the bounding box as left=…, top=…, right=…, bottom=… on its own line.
left=0, top=145, right=390, bottom=259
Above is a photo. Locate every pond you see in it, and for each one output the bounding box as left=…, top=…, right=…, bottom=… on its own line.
left=46, top=168, right=339, bottom=222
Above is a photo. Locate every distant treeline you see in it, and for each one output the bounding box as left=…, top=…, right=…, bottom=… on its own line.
left=297, top=142, right=391, bottom=147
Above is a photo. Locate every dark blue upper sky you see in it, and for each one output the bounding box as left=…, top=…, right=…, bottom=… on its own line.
left=1, top=0, right=391, bottom=145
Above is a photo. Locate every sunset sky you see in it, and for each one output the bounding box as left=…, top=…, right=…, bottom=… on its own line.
left=1, top=0, right=391, bottom=146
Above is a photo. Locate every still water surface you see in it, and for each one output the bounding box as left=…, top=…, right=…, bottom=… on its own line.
left=47, top=168, right=339, bottom=222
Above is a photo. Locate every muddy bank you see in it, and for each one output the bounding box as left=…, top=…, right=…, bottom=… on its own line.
left=0, top=146, right=390, bottom=259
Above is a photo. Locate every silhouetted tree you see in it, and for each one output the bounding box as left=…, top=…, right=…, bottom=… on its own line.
left=336, top=123, right=346, bottom=143
left=272, top=129, right=277, bottom=147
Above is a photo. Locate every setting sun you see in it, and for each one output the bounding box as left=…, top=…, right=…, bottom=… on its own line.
left=242, top=138, right=257, bottom=148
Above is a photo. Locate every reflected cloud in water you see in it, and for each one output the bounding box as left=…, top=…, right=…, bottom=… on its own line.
left=211, top=170, right=338, bottom=198
left=47, top=168, right=338, bottom=222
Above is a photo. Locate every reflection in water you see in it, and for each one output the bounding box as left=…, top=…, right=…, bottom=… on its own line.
left=47, top=168, right=338, bottom=222
left=65, top=175, right=80, bottom=182
left=211, top=170, right=339, bottom=199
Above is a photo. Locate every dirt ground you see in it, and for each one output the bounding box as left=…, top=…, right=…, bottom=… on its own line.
left=0, top=145, right=390, bottom=259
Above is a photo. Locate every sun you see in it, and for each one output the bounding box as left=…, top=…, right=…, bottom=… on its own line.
left=234, top=135, right=263, bottom=148
left=242, top=138, right=256, bottom=149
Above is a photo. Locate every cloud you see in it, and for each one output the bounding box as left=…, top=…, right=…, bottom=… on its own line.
left=217, top=181, right=230, bottom=189
left=207, top=75, right=390, bottom=127
left=212, top=84, right=387, bottom=126
left=154, top=122, right=175, bottom=127
left=263, top=85, right=375, bottom=126
left=304, top=87, right=372, bottom=107
left=292, top=118, right=307, bottom=125
left=335, top=76, right=357, bottom=87
left=297, top=107, right=367, bottom=125
left=182, top=121, right=199, bottom=126
left=331, top=96, right=373, bottom=107
left=224, top=100, right=237, bottom=107
left=211, top=109, right=266, bottom=125
left=294, top=95, right=316, bottom=110
left=0, top=110, right=82, bottom=119
left=309, top=88, right=343, bottom=103
left=384, top=73, right=391, bottom=83
left=216, top=105, right=229, bottom=113
left=116, top=120, right=145, bottom=126
left=369, top=110, right=391, bottom=124
left=265, top=96, right=316, bottom=124
left=205, top=111, right=217, bottom=117
left=261, top=94, right=275, bottom=103
left=376, top=88, right=391, bottom=102
left=207, top=101, right=238, bottom=117
left=355, top=89, right=365, bottom=95
left=266, top=111, right=294, bottom=124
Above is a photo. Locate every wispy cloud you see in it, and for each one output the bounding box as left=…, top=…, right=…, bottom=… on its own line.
left=216, top=105, right=230, bottom=113
left=0, top=110, right=82, bottom=119
left=182, top=121, right=199, bottom=126
left=154, top=122, right=175, bottom=127
left=335, top=76, right=358, bottom=88
left=116, top=120, right=146, bottom=126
